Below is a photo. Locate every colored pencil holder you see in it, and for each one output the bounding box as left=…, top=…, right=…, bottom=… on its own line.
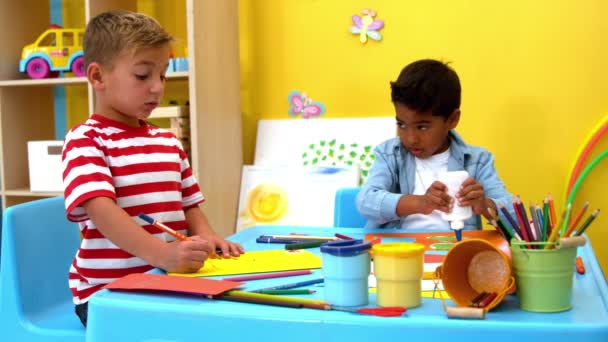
left=436, top=239, right=515, bottom=312
left=510, top=237, right=585, bottom=312
left=321, top=239, right=371, bottom=307
left=371, top=242, right=425, bottom=308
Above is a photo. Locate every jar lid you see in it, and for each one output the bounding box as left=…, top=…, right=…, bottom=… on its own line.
left=320, top=239, right=371, bottom=256
left=371, top=242, right=425, bottom=257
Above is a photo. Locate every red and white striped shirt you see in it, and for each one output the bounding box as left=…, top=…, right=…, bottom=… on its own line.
left=62, top=114, right=204, bottom=304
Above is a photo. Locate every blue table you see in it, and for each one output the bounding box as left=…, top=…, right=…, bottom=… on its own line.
left=86, top=226, right=608, bottom=342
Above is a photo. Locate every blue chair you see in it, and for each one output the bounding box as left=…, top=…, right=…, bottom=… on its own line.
left=333, top=187, right=367, bottom=228
left=0, top=197, right=85, bottom=341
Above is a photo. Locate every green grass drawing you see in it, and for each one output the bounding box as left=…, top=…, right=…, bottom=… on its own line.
left=301, top=139, right=376, bottom=184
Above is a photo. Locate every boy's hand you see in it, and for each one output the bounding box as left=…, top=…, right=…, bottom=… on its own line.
left=200, top=233, right=245, bottom=258
left=419, top=181, right=453, bottom=214
left=161, top=236, right=212, bottom=273
left=455, top=177, right=487, bottom=215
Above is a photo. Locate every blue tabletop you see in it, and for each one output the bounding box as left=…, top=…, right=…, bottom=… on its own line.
left=86, top=226, right=608, bottom=342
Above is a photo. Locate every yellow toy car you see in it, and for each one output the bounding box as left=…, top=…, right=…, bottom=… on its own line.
left=19, top=27, right=85, bottom=79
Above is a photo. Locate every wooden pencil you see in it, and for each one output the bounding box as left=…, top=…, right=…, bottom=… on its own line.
left=217, top=294, right=303, bottom=308
left=564, top=202, right=589, bottom=237
left=573, top=209, right=600, bottom=236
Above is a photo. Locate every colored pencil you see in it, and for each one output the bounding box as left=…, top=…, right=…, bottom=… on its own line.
left=489, top=219, right=508, bottom=241
left=251, top=278, right=325, bottom=292
left=334, top=233, right=354, bottom=240
left=561, top=203, right=573, bottom=236
left=499, top=203, right=523, bottom=238
left=222, top=270, right=312, bottom=282
left=256, top=236, right=324, bottom=244
left=264, top=235, right=338, bottom=241
left=486, top=208, right=510, bottom=241
left=225, top=290, right=327, bottom=308
left=259, top=289, right=316, bottom=295
left=513, top=197, right=534, bottom=241
left=542, top=199, right=550, bottom=241
left=477, top=292, right=498, bottom=308
left=138, top=213, right=187, bottom=241
left=545, top=206, right=568, bottom=249
left=529, top=203, right=541, bottom=241
left=217, top=294, right=303, bottom=308
left=536, top=205, right=545, bottom=239
left=516, top=198, right=533, bottom=242
left=573, top=209, right=600, bottom=236
left=564, top=202, right=589, bottom=237
left=548, top=194, right=557, bottom=230
left=330, top=306, right=407, bottom=317
left=494, top=213, right=520, bottom=241
left=512, top=200, right=531, bottom=247
left=285, top=240, right=326, bottom=250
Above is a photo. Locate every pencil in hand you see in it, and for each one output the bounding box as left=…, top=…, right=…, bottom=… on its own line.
left=138, top=213, right=188, bottom=241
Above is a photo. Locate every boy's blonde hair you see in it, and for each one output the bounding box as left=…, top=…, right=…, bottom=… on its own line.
left=83, top=10, right=173, bottom=68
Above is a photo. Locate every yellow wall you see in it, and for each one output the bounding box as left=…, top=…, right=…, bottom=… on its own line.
left=239, top=0, right=608, bottom=276
left=62, top=1, right=607, bottom=276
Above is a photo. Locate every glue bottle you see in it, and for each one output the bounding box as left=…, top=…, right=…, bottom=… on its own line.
left=438, top=171, right=472, bottom=241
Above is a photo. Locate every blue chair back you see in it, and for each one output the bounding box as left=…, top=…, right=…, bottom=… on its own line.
left=333, top=187, right=367, bottom=228
left=0, top=197, right=85, bottom=340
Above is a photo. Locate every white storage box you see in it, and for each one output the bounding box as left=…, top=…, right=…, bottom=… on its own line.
left=28, top=140, right=64, bottom=192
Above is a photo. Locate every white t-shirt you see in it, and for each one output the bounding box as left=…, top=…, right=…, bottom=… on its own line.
left=400, top=148, right=451, bottom=230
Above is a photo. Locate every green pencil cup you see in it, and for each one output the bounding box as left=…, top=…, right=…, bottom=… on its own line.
left=510, top=237, right=585, bottom=312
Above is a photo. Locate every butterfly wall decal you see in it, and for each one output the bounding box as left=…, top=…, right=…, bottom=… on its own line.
left=350, top=8, right=384, bottom=44
left=287, top=90, right=326, bottom=119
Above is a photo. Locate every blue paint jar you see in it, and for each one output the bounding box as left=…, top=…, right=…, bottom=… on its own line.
left=320, top=239, right=372, bottom=307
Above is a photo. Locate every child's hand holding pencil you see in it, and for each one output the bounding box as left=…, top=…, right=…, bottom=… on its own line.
left=139, top=213, right=215, bottom=273
left=139, top=212, right=244, bottom=260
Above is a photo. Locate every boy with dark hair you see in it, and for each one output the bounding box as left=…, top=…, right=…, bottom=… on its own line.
left=356, top=59, right=513, bottom=229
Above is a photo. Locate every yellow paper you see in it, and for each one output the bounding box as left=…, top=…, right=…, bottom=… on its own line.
left=169, top=249, right=322, bottom=277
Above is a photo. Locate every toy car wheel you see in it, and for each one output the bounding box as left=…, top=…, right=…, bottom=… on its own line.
left=71, top=56, right=85, bottom=77
left=26, top=58, right=51, bottom=79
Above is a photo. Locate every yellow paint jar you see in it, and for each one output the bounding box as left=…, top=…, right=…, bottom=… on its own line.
left=372, top=242, right=425, bottom=308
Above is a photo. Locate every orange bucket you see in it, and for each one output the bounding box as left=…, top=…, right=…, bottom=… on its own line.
left=436, top=238, right=515, bottom=312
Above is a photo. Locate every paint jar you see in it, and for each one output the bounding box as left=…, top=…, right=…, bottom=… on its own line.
left=510, top=236, right=585, bottom=312
left=321, top=239, right=372, bottom=307
left=372, top=242, right=425, bottom=308
left=438, top=171, right=472, bottom=241
left=437, top=238, right=515, bottom=312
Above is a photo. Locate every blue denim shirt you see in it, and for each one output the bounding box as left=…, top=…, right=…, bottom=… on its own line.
left=356, top=130, right=515, bottom=230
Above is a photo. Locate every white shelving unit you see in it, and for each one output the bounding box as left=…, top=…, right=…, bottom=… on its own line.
left=0, top=0, right=242, bottom=236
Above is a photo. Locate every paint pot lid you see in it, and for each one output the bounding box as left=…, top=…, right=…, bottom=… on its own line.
left=372, top=242, right=425, bottom=257
left=320, top=239, right=371, bottom=256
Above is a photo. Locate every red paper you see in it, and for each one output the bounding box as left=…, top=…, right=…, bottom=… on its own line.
left=105, top=273, right=243, bottom=296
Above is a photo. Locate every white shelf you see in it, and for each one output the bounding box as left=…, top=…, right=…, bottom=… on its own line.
left=0, top=77, right=88, bottom=87
left=0, top=71, right=188, bottom=88
left=3, top=188, right=62, bottom=197
left=167, top=71, right=189, bottom=79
